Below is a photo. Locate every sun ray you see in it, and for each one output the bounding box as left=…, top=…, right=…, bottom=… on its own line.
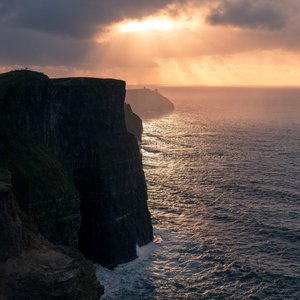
left=117, top=18, right=176, bottom=33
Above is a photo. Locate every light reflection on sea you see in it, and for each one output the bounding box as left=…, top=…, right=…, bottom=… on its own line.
left=97, top=89, right=300, bottom=299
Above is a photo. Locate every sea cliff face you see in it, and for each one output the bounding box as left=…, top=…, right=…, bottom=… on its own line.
left=0, top=70, right=153, bottom=297
left=124, top=103, right=143, bottom=143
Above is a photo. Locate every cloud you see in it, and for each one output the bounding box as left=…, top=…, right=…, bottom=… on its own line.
left=207, top=0, right=293, bottom=30
left=1, top=0, right=300, bottom=85
left=1, top=0, right=187, bottom=38
left=0, top=0, right=192, bottom=67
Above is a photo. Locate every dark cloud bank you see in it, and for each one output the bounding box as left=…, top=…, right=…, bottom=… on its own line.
left=1, top=0, right=185, bottom=37
left=207, top=0, right=289, bottom=30
left=0, top=0, right=185, bottom=66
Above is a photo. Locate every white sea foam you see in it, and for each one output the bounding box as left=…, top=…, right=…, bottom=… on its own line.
left=96, top=234, right=163, bottom=299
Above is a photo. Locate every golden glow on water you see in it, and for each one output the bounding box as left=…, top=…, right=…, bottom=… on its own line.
left=97, top=92, right=300, bottom=299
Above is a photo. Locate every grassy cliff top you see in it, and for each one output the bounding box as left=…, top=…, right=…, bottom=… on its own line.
left=0, top=70, right=48, bottom=81
left=0, top=70, right=126, bottom=99
left=52, top=77, right=125, bottom=87
left=0, top=70, right=48, bottom=99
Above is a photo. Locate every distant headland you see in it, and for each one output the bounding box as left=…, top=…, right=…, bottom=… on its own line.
left=126, top=87, right=175, bottom=118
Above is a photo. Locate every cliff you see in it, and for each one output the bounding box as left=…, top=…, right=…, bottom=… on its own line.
left=125, top=88, right=174, bottom=118
left=0, top=70, right=153, bottom=297
left=124, top=103, right=143, bottom=143
left=0, top=181, right=103, bottom=299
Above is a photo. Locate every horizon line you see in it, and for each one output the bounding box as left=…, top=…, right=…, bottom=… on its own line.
left=127, top=83, right=300, bottom=89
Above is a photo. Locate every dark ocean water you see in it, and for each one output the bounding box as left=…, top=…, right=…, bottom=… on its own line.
left=97, top=87, right=300, bottom=299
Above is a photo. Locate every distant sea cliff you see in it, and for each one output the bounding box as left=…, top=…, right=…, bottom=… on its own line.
left=126, top=88, right=175, bottom=118
left=0, top=70, right=153, bottom=299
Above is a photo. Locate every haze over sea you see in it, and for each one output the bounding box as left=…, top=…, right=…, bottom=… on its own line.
left=97, top=87, right=300, bottom=299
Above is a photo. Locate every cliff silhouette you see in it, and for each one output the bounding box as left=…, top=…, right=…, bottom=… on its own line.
left=0, top=70, right=153, bottom=299
left=126, top=87, right=174, bottom=118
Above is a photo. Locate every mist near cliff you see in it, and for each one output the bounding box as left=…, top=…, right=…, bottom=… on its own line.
left=156, top=86, right=300, bottom=124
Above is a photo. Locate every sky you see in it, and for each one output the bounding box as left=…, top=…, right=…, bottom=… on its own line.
left=1, top=0, right=300, bottom=86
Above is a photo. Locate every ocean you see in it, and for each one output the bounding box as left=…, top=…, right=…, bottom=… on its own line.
left=97, top=87, right=300, bottom=299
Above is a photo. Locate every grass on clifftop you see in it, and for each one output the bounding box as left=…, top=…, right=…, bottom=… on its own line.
left=0, top=135, right=76, bottom=211
left=0, top=69, right=48, bottom=99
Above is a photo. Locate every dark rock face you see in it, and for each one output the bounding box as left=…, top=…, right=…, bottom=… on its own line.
left=0, top=183, right=104, bottom=300
left=126, top=88, right=174, bottom=118
left=124, top=103, right=143, bottom=143
left=0, top=183, right=22, bottom=262
left=0, top=135, right=80, bottom=246
left=0, top=70, right=153, bottom=267
left=0, top=71, right=80, bottom=246
left=2, top=247, right=104, bottom=300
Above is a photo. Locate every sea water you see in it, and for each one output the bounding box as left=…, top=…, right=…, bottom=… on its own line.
left=97, top=87, right=300, bottom=299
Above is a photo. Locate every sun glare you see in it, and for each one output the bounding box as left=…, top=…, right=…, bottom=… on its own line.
left=118, top=18, right=176, bottom=33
